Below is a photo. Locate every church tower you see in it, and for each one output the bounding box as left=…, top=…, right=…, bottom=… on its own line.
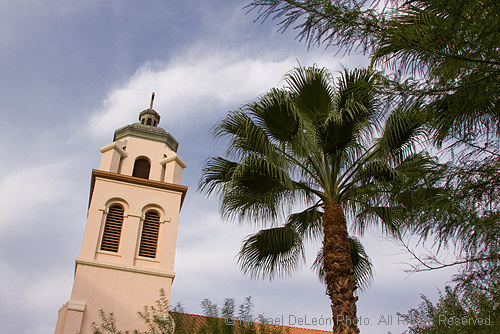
left=55, top=95, right=187, bottom=333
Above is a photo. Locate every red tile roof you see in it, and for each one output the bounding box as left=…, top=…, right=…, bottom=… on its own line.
left=171, top=312, right=333, bottom=333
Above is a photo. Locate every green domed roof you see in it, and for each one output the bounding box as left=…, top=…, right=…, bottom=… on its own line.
left=113, top=111, right=178, bottom=152
left=139, top=108, right=161, bottom=123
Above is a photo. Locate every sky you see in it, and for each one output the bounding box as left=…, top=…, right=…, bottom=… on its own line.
left=0, top=1, right=458, bottom=333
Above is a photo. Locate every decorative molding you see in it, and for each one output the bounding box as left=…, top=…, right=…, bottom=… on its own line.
left=160, top=155, right=187, bottom=169
left=75, top=258, right=176, bottom=279
left=135, top=256, right=160, bottom=264
left=138, top=201, right=171, bottom=222
left=67, top=300, right=86, bottom=312
left=96, top=250, right=122, bottom=258
left=99, top=141, right=128, bottom=158
left=113, top=124, right=179, bottom=152
left=89, top=169, right=188, bottom=208
left=126, top=211, right=143, bottom=218
left=99, top=195, right=133, bottom=212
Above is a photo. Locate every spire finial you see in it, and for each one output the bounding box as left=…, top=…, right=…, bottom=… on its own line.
left=139, top=93, right=160, bottom=126
left=150, top=92, right=155, bottom=109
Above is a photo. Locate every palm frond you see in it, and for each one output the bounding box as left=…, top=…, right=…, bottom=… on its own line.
left=213, top=110, right=280, bottom=161
left=285, top=65, right=334, bottom=123
left=286, top=205, right=323, bottom=241
left=335, top=68, right=380, bottom=115
left=354, top=160, right=400, bottom=184
left=220, top=155, right=296, bottom=222
left=349, top=236, right=374, bottom=292
left=354, top=205, right=404, bottom=238
left=238, top=225, right=305, bottom=279
left=246, top=88, right=301, bottom=144
left=198, top=157, right=238, bottom=196
left=316, top=115, right=356, bottom=157
left=377, top=105, right=427, bottom=164
left=318, top=68, right=381, bottom=157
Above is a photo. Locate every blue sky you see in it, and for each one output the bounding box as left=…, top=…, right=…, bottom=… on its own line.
left=0, top=1, right=457, bottom=333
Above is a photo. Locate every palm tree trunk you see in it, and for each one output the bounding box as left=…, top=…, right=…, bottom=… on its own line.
left=322, top=201, right=359, bottom=334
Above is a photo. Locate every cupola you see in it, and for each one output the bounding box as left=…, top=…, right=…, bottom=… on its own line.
left=139, top=93, right=161, bottom=126
left=139, top=108, right=160, bottom=126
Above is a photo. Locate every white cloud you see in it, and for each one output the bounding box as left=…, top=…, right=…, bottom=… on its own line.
left=86, top=47, right=342, bottom=139
left=0, top=160, right=71, bottom=233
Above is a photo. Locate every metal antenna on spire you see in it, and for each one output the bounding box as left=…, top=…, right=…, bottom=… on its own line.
left=150, top=92, right=155, bottom=109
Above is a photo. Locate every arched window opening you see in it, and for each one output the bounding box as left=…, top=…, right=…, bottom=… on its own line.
left=147, top=118, right=152, bottom=126
left=132, top=158, right=150, bottom=179
left=141, top=119, right=145, bottom=124
left=139, top=210, right=160, bottom=258
left=100, top=205, right=124, bottom=252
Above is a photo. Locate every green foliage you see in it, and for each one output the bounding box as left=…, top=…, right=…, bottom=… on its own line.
left=172, top=302, right=186, bottom=313
left=92, top=310, right=130, bottom=334
left=173, top=296, right=286, bottom=334
left=399, top=284, right=500, bottom=334
left=199, top=65, right=438, bottom=295
left=246, top=0, right=382, bottom=53
left=91, top=294, right=286, bottom=334
left=238, top=224, right=305, bottom=279
left=196, top=298, right=227, bottom=334
left=91, top=289, right=174, bottom=334
left=247, top=0, right=499, bottom=148
left=382, top=154, right=500, bottom=277
left=136, top=289, right=175, bottom=334
left=170, top=313, right=197, bottom=334
left=246, top=0, right=500, bottom=303
left=373, top=0, right=499, bottom=148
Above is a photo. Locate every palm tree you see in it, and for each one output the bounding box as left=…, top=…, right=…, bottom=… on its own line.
left=199, top=66, right=425, bottom=334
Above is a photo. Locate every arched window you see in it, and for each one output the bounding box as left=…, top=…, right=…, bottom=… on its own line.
left=132, top=158, right=150, bottom=179
left=139, top=210, right=160, bottom=258
left=147, top=118, right=152, bottom=126
left=100, top=204, right=124, bottom=252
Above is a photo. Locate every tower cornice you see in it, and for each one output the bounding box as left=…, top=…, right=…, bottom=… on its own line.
left=89, top=169, right=188, bottom=209
left=113, top=123, right=179, bottom=152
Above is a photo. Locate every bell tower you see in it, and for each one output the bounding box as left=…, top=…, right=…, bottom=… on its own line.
left=55, top=95, right=187, bottom=334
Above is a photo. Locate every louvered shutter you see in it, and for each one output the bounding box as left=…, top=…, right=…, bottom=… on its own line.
left=100, top=205, right=124, bottom=252
left=139, top=211, right=160, bottom=258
